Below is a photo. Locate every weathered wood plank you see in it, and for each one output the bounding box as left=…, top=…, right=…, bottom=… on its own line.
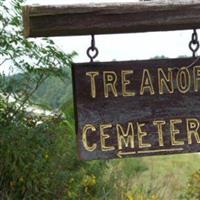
left=23, top=0, right=200, bottom=37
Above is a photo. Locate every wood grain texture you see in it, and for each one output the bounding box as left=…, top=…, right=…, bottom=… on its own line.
left=72, top=58, right=200, bottom=160
left=23, top=0, right=200, bottom=37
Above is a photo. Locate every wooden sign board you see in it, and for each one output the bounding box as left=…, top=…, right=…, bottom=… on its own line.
left=23, top=1, right=200, bottom=37
left=72, top=58, right=200, bottom=160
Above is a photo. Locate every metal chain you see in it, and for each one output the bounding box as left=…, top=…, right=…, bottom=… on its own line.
left=87, top=35, right=99, bottom=62
left=189, top=29, right=200, bottom=58
left=87, top=31, right=200, bottom=61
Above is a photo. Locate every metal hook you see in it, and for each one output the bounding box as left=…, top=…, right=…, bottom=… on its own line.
left=87, top=35, right=99, bottom=62
left=189, top=29, right=200, bottom=58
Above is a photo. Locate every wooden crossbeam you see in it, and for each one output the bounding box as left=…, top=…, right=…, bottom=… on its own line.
left=23, top=0, right=200, bottom=38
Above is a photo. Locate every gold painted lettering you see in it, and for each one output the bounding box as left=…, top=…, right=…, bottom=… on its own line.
left=86, top=71, right=99, bottom=98
left=158, top=68, right=174, bottom=94
left=176, top=67, right=191, bottom=94
left=137, top=122, right=152, bottom=148
left=140, top=69, right=155, bottom=95
left=186, top=118, right=200, bottom=144
left=82, top=124, right=97, bottom=152
left=117, top=123, right=134, bottom=150
left=103, top=71, right=118, bottom=98
left=170, top=119, right=184, bottom=146
left=194, top=66, right=200, bottom=92
left=100, top=124, right=115, bottom=151
left=153, top=120, right=166, bottom=147
left=121, top=70, right=135, bottom=97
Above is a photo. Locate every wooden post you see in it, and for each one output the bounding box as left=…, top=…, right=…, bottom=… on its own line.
left=23, top=0, right=200, bottom=38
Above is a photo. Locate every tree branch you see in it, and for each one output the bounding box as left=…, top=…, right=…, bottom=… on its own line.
left=0, top=58, right=10, bottom=66
left=11, top=74, right=49, bottom=118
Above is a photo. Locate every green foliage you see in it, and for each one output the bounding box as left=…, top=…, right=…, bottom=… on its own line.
left=0, top=0, right=106, bottom=199
left=0, top=96, right=63, bottom=199
left=180, top=169, right=200, bottom=200
left=0, top=97, right=105, bottom=199
left=0, top=0, right=76, bottom=107
left=101, top=159, right=148, bottom=200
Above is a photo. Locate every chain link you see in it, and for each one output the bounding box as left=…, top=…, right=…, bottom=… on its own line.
left=189, top=29, right=200, bottom=58
left=87, top=35, right=99, bottom=62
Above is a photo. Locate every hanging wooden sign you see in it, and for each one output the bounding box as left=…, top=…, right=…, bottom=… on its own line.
left=72, top=57, right=200, bottom=160
left=23, top=1, right=200, bottom=160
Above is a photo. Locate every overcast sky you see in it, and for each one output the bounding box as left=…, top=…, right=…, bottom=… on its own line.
left=21, top=1, right=200, bottom=62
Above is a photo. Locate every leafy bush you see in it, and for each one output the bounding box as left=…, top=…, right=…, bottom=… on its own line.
left=0, top=0, right=106, bottom=199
